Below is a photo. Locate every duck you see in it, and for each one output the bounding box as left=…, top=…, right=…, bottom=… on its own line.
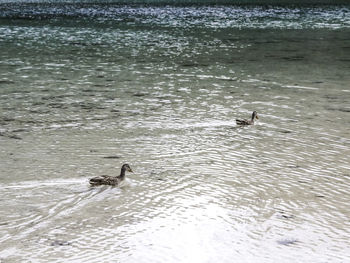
left=236, top=111, right=259, bottom=125
left=89, top=163, right=133, bottom=186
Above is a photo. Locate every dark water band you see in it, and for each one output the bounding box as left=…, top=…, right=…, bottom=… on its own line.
left=0, top=0, right=349, bottom=5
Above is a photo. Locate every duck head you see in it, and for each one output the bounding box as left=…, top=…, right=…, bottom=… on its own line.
left=252, top=111, right=259, bottom=120
left=121, top=163, right=133, bottom=173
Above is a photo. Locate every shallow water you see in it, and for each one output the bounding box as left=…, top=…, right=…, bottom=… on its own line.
left=0, top=4, right=350, bottom=263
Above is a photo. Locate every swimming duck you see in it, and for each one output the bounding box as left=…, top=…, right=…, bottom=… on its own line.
left=236, top=111, right=259, bottom=125
left=89, top=163, right=133, bottom=186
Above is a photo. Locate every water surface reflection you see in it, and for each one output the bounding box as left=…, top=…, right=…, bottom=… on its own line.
left=0, top=4, right=350, bottom=263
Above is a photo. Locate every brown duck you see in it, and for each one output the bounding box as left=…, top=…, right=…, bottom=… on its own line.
left=89, top=163, right=133, bottom=186
left=236, top=111, right=259, bottom=125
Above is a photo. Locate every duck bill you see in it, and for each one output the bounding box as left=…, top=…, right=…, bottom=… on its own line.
left=129, top=168, right=134, bottom=173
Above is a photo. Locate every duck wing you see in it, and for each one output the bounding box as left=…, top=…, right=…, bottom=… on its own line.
left=89, top=175, right=117, bottom=186
left=236, top=119, right=251, bottom=125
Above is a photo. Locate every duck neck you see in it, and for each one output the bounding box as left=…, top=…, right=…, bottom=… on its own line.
left=251, top=113, right=255, bottom=122
left=118, top=167, right=126, bottom=180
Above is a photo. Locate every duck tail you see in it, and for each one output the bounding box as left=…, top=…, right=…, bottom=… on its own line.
left=236, top=119, right=245, bottom=125
left=89, top=176, right=103, bottom=185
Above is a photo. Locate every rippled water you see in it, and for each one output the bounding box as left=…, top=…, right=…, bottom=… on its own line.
left=0, top=4, right=350, bottom=263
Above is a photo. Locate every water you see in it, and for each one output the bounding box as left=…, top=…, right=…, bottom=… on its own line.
left=1, top=3, right=350, bottom=263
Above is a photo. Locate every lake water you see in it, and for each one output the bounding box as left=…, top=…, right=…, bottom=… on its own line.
left=0, top=3, right=350, bottom=263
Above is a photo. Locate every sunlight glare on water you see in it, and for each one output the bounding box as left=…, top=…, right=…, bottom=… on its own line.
left=0, top=3, right=350, bottom=263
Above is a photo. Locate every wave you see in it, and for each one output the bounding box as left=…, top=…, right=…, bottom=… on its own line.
left=0, top=3, right=349, bottom=30
left=0, top=0, right=349, bottom=5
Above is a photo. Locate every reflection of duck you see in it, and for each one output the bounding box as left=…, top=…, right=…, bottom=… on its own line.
left=89, top=164, right=133, bottom=186
left=236, top=111, right=259, bottom=125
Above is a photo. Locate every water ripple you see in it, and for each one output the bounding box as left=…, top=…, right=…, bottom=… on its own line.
left=1, top=6, right=350, bottom=262
left=1, top=5, right=350, bottom=29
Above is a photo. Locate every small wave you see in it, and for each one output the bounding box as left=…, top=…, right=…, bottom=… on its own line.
left=0, top=4, right=349, bottom=29
left=0, top=178, right=85, bottom=190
